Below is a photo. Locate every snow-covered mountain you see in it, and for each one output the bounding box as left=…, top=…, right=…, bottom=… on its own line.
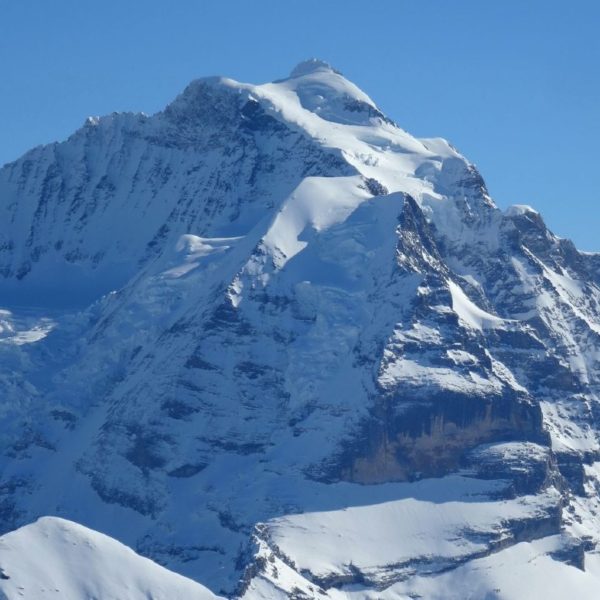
left=0, top=517, right=222, bottom=599
left=2, top=58, right=600, bottom=598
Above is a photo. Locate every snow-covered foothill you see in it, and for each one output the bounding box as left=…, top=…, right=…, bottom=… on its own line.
left=0, top=517, right=222, bottom=600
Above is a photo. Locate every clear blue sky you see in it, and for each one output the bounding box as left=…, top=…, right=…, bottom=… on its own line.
left=1, top=0, right=599, bottom=249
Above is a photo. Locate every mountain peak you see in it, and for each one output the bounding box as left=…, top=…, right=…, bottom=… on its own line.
left=289, top=58, right=338, bottom=78
left=276, top=59, right=390, bottom=127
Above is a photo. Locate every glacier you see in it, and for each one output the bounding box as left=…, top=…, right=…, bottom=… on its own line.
left=1, top=58, right=600, bottom=598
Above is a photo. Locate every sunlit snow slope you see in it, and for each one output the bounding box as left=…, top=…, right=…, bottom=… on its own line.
left=0, top=517, right=222, bottom=600
left=2, top=59, right=600, bottom=598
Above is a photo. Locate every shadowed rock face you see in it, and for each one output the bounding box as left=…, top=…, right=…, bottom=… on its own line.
left=312, top=195, right=549, bottom=486
left=339, top=392, right=546, bottom=484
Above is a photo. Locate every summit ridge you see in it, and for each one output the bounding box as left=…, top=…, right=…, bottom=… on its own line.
left=289, top=57, right=337, bottom=78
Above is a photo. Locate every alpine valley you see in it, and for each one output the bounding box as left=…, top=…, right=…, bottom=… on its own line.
left=1, top=59, right=600, bottom=599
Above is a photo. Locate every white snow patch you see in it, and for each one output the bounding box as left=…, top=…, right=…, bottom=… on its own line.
left=446, top=349, right=478, bottom=365
left=506, top=204, right=539, bottom=217
left=448, top=280, right=505, bottom=331
left=162, top=234, right=241, bottom=278
left=0, top=309, right=56, bottom=345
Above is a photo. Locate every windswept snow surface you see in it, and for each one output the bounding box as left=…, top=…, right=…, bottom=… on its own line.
left=2, top=60, right=600, bottom=599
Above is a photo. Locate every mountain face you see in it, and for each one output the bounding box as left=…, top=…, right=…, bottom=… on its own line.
left=2, top=58, right=600, bottom=598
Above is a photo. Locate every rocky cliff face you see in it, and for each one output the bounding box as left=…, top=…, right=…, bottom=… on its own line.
left=1, top=59, right=600, bottom=598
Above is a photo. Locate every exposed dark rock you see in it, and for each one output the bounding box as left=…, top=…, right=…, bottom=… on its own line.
left=328, top=391, right=545, bottom=484
left=364, top=177, right=388, bottom=197
left=167, top=463, right=207, bottom=478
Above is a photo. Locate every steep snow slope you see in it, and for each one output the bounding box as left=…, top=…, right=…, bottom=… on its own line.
left=1, top=59, right=600, bottom=598
left=0, top=517, right=221, bottom=600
